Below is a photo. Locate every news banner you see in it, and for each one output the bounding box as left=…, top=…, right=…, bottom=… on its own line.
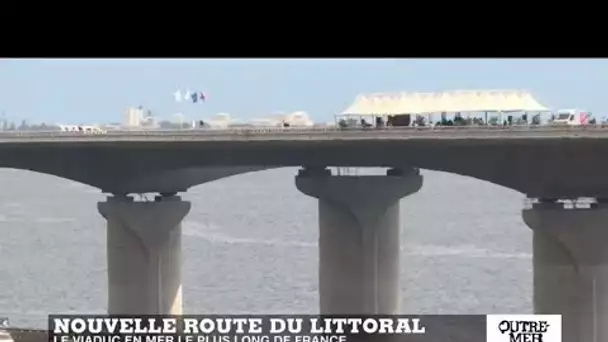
left=46, top=315, right=563, bottom=342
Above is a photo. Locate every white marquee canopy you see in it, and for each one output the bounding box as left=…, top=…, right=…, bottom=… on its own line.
left=340, top=89, right=550, bottom=115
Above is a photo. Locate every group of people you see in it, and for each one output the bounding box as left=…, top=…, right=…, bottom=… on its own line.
left=337, top=113, right=554, bottom=129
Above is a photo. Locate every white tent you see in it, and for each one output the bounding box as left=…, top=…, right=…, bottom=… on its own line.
left=341, top=89, right=549, bottom=115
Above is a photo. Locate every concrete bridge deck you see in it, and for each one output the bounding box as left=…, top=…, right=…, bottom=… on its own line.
left=1, top=125, right=607, bottom=198
left=3, top=125, right=608, bottom=341
left=2, top=125, right=608, bottom=143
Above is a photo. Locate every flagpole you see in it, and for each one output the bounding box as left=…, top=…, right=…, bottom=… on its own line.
left=174, top=89, right=205, bottom=129
left=186, top=89, right=193, bottom=129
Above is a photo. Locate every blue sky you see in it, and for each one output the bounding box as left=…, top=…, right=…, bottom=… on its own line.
left=0, top=58, right=605, bottom=124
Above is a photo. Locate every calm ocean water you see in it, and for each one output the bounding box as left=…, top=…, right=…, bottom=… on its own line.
left=0, top=167, right=532, bottom=328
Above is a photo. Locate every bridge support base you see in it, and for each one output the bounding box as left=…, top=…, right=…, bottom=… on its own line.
left=296, top=168, right=423, bottom=314
left=523, top=202, right=608, bottom=342
left=98, top=195, right=191, bottom=314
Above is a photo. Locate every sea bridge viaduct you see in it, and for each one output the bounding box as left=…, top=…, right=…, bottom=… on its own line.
left=1, top=126, right=607, bottom=342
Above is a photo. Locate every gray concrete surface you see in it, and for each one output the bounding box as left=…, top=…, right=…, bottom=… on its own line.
left=98, top=195, right=190, bottom=314
left=4, top=125, right=608, bottom=142
left=2, top=127, right=608, bottom=197
left=296, top=168, right=423, bottom=314
left=523, top=202, right=608, bottom=342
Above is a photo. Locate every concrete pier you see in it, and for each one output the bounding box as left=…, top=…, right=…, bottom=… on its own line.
left=523, top=201, right=608, bottom=342
left=295, top=168, right=423, bottom=314
left=97, top=195, right=191, bottom=314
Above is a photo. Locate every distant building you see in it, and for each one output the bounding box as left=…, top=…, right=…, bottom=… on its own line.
left=283, top=111, right=313, bottom=127
left=206, top=113, right=236, bottom=129
left=250, top=111, right=314, bottom=127
left=124, top=107, right=145, bottom=127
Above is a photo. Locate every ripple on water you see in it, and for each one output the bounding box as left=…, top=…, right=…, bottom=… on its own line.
left=183, top=226, right=531, bottom=259
left=32, top=217, right=77, bottom=224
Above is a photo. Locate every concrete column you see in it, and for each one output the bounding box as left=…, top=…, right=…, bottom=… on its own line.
left=98, top=195, right=191, bottom=314
left=523, top=201, right=608, bottom=342
left=296, top=168, right=423, bottom=314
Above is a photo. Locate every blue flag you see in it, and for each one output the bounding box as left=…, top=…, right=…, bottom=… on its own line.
left=191, top=91, right=198, bottom=103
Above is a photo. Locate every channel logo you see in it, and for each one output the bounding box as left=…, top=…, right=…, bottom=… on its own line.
left=486, top=315, right=561, bottom=342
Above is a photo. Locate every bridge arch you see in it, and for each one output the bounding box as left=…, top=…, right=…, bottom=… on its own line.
left=0, top=161, right=523, bottom=196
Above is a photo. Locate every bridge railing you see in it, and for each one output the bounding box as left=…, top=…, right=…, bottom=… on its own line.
left=2, top=124, right=608, bottom=138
